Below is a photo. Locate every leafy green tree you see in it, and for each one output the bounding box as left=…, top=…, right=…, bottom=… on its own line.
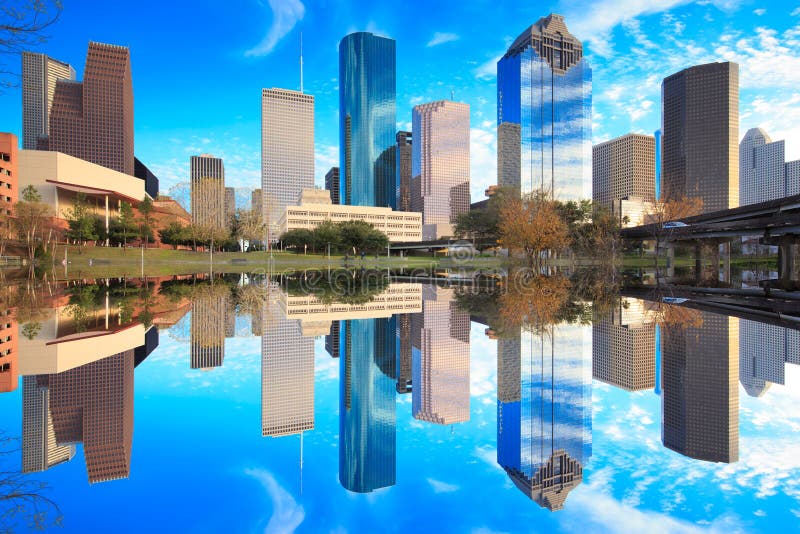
left=113, top=201, right=136, bottom=247
left=338, top=220, right=373, bottom=254
left=64, top=193, right=98, bottom=245
left=281, top=229, right=314, bottom=252
left=137, top=196, right=155, bottom=247
left=159, top=222, right=188, bottom=249
left=312, top=220, right=341, bottom=254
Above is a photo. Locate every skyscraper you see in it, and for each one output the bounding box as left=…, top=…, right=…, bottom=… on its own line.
left=262, top=295, right=314, bottom=437
left=0, top=133, right=18, bottom=217
left=592, top=299, right=656, bottom=391
left=261, top=88, right=314, bottom=229
left=251, top=188, right=263, bottom=219
left=412, top=286, right=470, bottom=424
left=592, top=133, right=656, bottom=208
left=340, top=319, right=396, bottom=493
left=48, top=42, right=134, bottom=175
left=225, top=187, right=236, bottom=224
left=339, top=32, right=397, bottom=208
left=654, top=129, right=662, bottom=199
left=662, top=62, right=739, bottom=213
left=497, top=323, right=592, bottom=511
left=396, top=131, right=412, bottom=211
left=21, top=376, right=76, bottom=473
left=497, top=14, right=592, bottom=200
left=325, top=320, right=341, bottom=357
left=411, top=101, right=471, bottom=240
left=190, top=154, right=226, bottom=229
left=739, top=127, right=800, bottom=205
left=661, top=313, right=739, bottom=463
left=21, top=52, right=76, bottom=150
left=325, top=167, right=340, bottom=205
left=46, top=350, right=134, bottom=484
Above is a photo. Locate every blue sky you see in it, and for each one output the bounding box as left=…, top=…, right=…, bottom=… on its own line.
left=1, top=0, right=799, bottom=204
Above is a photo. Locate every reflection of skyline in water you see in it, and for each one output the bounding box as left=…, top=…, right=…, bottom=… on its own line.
left=3, top=274, right=800, bottom=523
left=497, top=323, right=593, bottom=510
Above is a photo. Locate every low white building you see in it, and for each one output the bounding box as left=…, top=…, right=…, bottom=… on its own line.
left=278, top=189, right=422, bottom=242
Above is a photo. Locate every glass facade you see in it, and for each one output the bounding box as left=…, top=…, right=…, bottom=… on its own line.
left=497, top=15, right=592, bottom=201
left=339, top=32, right=397, bottom=208
left=654, top=129, right=662, bottom=200
left=339, top=319, right=397, bottom=493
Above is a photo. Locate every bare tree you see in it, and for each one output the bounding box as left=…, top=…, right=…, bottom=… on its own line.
left=0, top=0, right=63, bottom=91
left=14, top=185, right=53, bottom=265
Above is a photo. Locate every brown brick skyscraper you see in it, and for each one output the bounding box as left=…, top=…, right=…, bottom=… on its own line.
left=49, top=42, right=134, bottom=176
left=662, top=62, right=739, bottom=213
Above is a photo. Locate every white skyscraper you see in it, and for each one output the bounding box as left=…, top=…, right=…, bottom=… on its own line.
left=261, top=88, right=314, bottom=236
left=21, top=52, right=76, bottom=149
left=739, top=127, right=800, bottom=205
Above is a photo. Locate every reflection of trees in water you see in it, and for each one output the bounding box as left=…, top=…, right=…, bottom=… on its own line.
left=282, top=270, right=390, bottom=306
left=0, top=433, right=62, bottom=531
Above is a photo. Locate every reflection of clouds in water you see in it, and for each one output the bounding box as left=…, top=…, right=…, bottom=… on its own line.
left=470, top=323, right=497, bottom=399
left=245, top=468, right=305, bottom=534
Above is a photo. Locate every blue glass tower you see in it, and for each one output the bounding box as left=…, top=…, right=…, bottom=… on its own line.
left=497, top=14, right=592, bottom=200
left=654, top=129, right=662, bottom=200
left=339, top=32, right=397, bottom=208
left=339, top=319, right=397, bottom=493
left=497, top=325, right=592, bottom=511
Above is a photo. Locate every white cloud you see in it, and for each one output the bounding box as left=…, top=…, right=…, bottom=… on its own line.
left=470, top=126, right=497, bottom=200
left=753, top=8, right=766, bottom=16
left=473, top=53, right=503, bottom=80
left=314, top=144, right=339, bottom=188
left=427, top=478, right=460, bottom=493
left=714, top=26, right=800, bottom=89
left=246, top=468, right=306, bottom=533
left=793, top=7, right=800, bottom=17
left=427, top=32, right=460, bottom=47
left=245, top=0, right=305, bottom=57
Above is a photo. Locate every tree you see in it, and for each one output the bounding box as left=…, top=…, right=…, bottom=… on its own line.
left=281, top=229, right=314, bottom=252
left=499, top=192, right=570, bottom=264
left=13, top=185, right=51, bottom=264
left=0, top=1, right=63, bottom=91
left=235, top=208, right=264, bottom=251
left=137, top=196, right=154, bottom=247
left=312, top=220, right=341, bottom=254
left=454, top=185, right=514, bottom=242
left=643, top=196, right=704, bottom=279
left=159, top=222, right=188, bottom=250
left=114, top=201, right=136, bottom=247
left=64, top=193, right=98, bottom=245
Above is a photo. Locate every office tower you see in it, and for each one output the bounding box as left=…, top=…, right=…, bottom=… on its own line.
left=48, top=42, right=134, bottom=175
left=592, top=299, right=656, bottom=391
left=251, top=188, right=263, bottom=218
left=0, top=305, right=17, bottom=392
left=497, top=324, right=592, bottom=511
left=497, top=14, right=592, bottom=200
left=325, top=167, right=340, bottom=205
left=190, top=287, right=226, bottom=369
left=654, top=129, right=662, bottom=199
left=225, top=187, right=236, bottom=224
left=0, top=133, right=18, bottom=218
left=739, top=320, right=800, bottom=396
left=592, top=133, right=656, bottom=208
left=396, top=131, right=412, bottom=211
left=339, top=319, right=396, bottom=493
left=739, top=127, right=800, bottom=205
left=134, top=157, right=160, bottom=199
left=339, top=32, right=397, bottom=208
left=21, top=52, right=76, bottom=150
left=190, top=154, right=226, bottom=229
left=21, top=376, right=76, bottom=472
left=412, top=286, right=470, bottom=424
left=396, top=313, right=412, bottom=393
left=661, top=313, right=739, bottom=463
left=411, top=101, right=471, bottom=240
left=46, top=350, right=134, bottom=484
left=261, top=297, right=314, bottom=436
left=325, top=320, right=341, bottom=357
left=261, top=88, right=314, bottom=229
left=662, top=62, right=739, bottom=213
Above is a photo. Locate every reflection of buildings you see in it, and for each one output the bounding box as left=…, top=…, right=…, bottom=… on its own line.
left=396, top=314, right=412, bottom=393
left=739, top=320, right=800, bottom=397
left=325, top=321, right=340, bottom=358
left=45, top=350, right=134, bottom=483
left=497, top=14, right=592, bottom=200
left=339, top=319, right=396, bottom=493
left=261, top=296, right=315, bottom=437
left=412, top=286, right=470, bottom=424
left=592, top=299, right=656, bottom=391
left=661, top=314, right=739, bottom=463
left=0, top=307, right=18, bottom=392
left=21, top=376, right=76, bottom=473
left=190, top=289, right=227, bottom=370
left=497, top=324, right=592, bottom=511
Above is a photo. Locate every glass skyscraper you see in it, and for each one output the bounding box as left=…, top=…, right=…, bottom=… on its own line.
left=339, top=32, right=397, bottom=208
left=497, top=14, right=592, bottom=200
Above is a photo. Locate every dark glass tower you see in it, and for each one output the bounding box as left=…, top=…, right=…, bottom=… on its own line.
left=497, top=14, right=592, bottom=200
left=339, top=319, right=397, bottom=493
left=339, top=32, right=397, bottom=208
